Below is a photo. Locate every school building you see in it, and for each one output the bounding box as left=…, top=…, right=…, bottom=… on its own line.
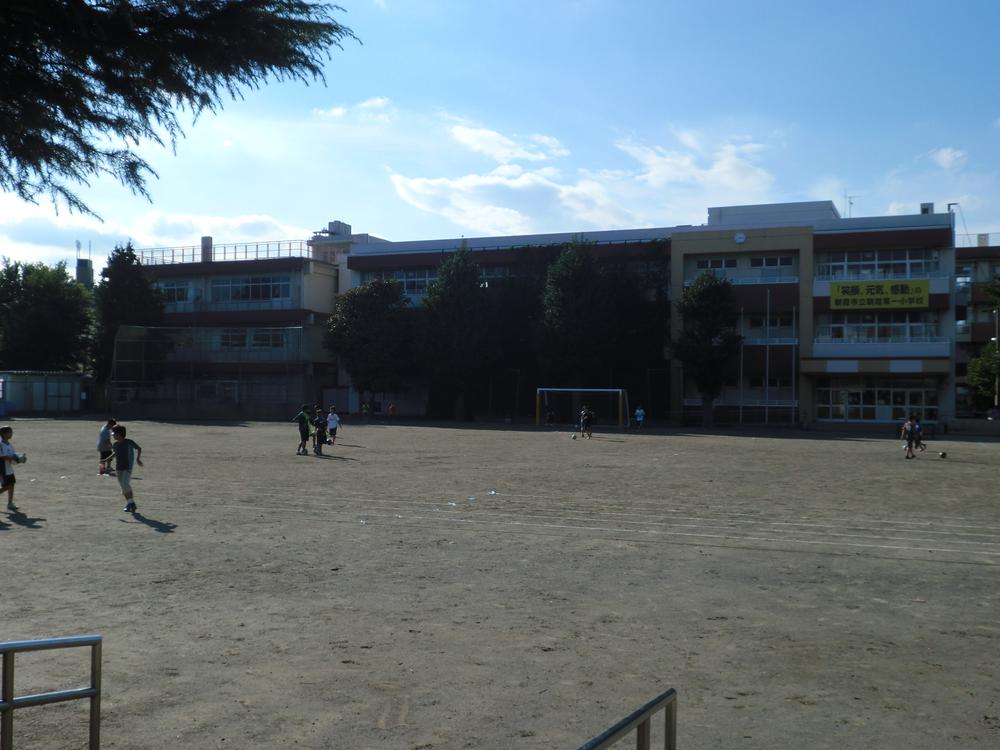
left=133, top=199, right=983, bottom=427
left=119, top=229, right=384, bottom=419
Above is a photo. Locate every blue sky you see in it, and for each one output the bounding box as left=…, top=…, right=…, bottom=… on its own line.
left=4, top=0, right=1000, bottom=269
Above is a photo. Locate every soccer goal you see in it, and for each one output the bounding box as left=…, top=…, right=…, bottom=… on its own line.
left=535, top=387, right=630, bottom=428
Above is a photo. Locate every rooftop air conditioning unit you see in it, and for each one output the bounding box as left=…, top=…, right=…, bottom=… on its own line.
left=920, top=202, right=934, bottom=215
left=977, top=233, right=990, bottom=247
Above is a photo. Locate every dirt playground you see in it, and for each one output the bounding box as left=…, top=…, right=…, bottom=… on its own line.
left=2, top=418, right=999, bottom=749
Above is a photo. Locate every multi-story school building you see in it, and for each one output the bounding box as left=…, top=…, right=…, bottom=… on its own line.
left=131, top=200, right=983, bottom=427
left=116, top=228, right=381, bottom=418
left=954, top=240, right=1000, bottom=416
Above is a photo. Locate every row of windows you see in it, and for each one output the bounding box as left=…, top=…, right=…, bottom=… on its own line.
left=157, top=277, right=293, bottom=303
left=220, top=328, right=290, bottom=349
left=211, top=276, right=291, bottom=302
left=361, top=266, right=513, bottom=294
left=695, top=256, right=794, bottom=270
left=746, top=314, right=793, bottom=329
left=815, top=248, right=940, bottom=278
left=815, top=312, right=939, bottom=342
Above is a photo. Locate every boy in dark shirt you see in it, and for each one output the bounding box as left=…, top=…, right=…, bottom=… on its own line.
left=293, top=404, right=311, bottom=455
left=111, top=425, right=143, bottom=512
left=312, top=407, right=327, bottom=455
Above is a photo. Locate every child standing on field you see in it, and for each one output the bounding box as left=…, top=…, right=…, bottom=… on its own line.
left=293, top=404, right=312, bottom=456
left=312, top=407, right=327, bottom=455
left=111, top=425, right=143, bottom=512
left=1, top=425, right=22, bottom=511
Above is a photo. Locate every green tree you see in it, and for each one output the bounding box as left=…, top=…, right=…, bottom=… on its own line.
left=326, top=278, right=413, bottom=401
left=539, top=243, right=623, bottom=384
left=0, top=1, right=356, bottom=216
left=0, top=259, right=92, bottom=370
left=672, top=272, right=742, bottom=426
left=418, top=249, right=492, bottom=419
left=93, top=242, right=165, bottom=383
left=968, top=345, right=1000, bottom=412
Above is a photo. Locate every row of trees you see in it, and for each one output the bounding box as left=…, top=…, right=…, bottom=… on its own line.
left=326, top=243, right=740, bottom=420
left=0, top=245, right=164, bottom=380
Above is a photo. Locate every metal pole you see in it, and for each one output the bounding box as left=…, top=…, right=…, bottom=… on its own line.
left=765, top=289, right=771, bottom=425
left=739, top=307, right=744, bottom=425
left=89, top=640, right=101, bottom=749
left=2, top=652, right=13, bottom=750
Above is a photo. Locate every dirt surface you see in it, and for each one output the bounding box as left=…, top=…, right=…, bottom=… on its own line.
left=2, top=418, right=999, bottom=749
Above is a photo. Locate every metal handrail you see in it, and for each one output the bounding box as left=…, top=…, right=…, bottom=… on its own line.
left=0, top=635, right=102, bottom=750
left=577, top=688, right=677, bottom=750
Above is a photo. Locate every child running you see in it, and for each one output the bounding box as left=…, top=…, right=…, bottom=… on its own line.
left=327, top=406, right=341, bottom=446
left=111, top=425, right=143, bottom=512
left=1, top=425, right=22, bottom=511
left=97, top=418, right=117, bottom=475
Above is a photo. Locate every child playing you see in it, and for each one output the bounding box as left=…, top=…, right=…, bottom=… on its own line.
left=1, top=425, right=22, bottom=511
left=327, top=406, right=341, bottom=446
left=312, top=407, right=327, bottom=455
left=293, top=404, right=312, bottom=455
left=111, top=425, right=143, bottom=512
left=97, top=418, right=117, bottom=475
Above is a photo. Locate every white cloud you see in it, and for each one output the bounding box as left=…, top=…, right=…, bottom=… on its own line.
left=617, top=138, right=774, bottom=199
left=930, top=147, right=965, bottom=170
left=449, top=125, right=567, bottom=164
left=312, top=105, right=346, bottom=119
left=356, top=97, right=397, bottom=124
left=310, top=98, right=396, bottom=124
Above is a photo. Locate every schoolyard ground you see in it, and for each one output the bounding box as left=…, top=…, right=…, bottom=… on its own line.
left=2, top=418, right=999, bottom=749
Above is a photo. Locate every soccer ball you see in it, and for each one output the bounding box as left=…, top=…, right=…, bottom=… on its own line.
left=938, top=451, right=947, bottom=459
left=571, top=433, right=578, bottom=440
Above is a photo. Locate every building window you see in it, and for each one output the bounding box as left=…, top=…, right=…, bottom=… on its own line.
left=361, top=268, right=441, bottom=295
left=211, top=276, right=291, bottom=302
left=815, top=311, right=937, bottom=342
left=816, top=248, right=940, bottom=279
left=220, top=329, right=246, bottom=348
left=696, top=257, right=736, bottom=270
left=814, top=377, right=939, bottom=421
left=750, top=256, right=793, bottom=268
left=252, top=329, right=286, bottom=348
left=159, top=280, right=190, bottom=303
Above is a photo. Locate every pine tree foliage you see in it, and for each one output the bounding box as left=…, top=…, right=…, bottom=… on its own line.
left=93, top=242, right=165, bottom=382
left=0, top=1, right=356, bottom=215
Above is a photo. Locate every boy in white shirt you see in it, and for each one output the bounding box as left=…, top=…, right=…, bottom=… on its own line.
left=327, top=406, right=341, bottom=446
left=1, top=425, right=23, bottom=511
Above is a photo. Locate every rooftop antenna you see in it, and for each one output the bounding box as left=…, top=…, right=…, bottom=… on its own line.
left=948, top=202, right=971, bottom=243
left=842, top=193, right=857, bottom=218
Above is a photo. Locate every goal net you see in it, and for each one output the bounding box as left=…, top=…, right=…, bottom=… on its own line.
left=535, top=387, right=629, bottom=429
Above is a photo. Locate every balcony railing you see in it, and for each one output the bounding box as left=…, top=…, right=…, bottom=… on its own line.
left=814, top=335, right=949, bottom=344
left=684, top=271, right=798, bottom=285
left=814, top=269, right=948, bottom=281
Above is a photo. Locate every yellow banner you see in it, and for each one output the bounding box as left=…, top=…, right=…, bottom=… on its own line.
left=830, top=280, right=929, bottom=309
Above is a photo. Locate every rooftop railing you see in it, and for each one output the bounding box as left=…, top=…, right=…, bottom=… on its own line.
left=138, top=241, right=310, bottom=265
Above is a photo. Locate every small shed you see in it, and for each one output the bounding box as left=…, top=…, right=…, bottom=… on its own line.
left=0, top=371, right=89, bottom=416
